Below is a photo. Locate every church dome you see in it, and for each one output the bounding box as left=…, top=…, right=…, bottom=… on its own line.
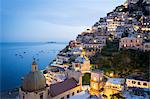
left=22, top=71, right=46, bottom=92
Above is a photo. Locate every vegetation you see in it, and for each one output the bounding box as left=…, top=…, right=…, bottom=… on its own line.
left=68, top=56, right=77, bottom=63
left=82, top=73, right=91, bottom=85
left=90, top=40, right=150, bottom=79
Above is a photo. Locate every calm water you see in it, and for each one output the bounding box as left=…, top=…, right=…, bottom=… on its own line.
left=0, top=42, right=67, bottom=92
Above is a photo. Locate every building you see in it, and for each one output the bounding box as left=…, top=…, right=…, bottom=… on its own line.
left=143, top=42, right=150, bottom=51
left=19, top=60, right=82, bottom=99
left=114, top=26, right=126, bottom=39
left=72, top=56, right=90, bottom=72
left=49, top=78, right=81, bottom=99
left=67, top=46, right=83, bottom=56
left=119, top=37, right=143, bottom=49
left=69, top=91, right=90, bottom=99
left=107, top=18, right=125, bottom=38
left=69, top=40, right=78, bottom=48
left=127, top=0, right=139, bottom=4
left=126, top=79, right=150, bottom=89
left=90, top=70, right=106, bottom=96
left=105, top=78, right=125, bottom=91
left=82, top=43, right=104, bottom=50
left=56, top=55, right=70, bottom=65
left=19, top=59, right=49, bottom=99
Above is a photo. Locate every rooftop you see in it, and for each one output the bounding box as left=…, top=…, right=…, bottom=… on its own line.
left=49, top=78, right=78, bottom=97
left=107, top=78, right=125, bottom=85
left=70, top=91, right=90, bottom=99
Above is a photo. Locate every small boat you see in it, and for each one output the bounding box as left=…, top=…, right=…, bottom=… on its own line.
left=21, top=77, right=24, bottom=80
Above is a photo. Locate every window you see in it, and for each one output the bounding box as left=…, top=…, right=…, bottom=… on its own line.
left=72, top=92, right=74, bottom=96
left=67, top=94, right=70, bottom=98
left=40, top=93, right=43, bottom=99
left=143, top=83, right=147, bottom=86
left=132, top=81, right=136, bottom=84
left=145, top=45, right=149, bottom=48
left=138, top=82, right=141, bottom=85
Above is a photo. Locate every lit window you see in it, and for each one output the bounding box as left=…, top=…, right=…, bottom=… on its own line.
left=93, top=77, right=97, bottom=81
left=93, top=83, right=97, bottom=89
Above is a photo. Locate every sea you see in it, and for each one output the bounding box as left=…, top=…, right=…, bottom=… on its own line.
left=0, top=42, right=67, bottom=92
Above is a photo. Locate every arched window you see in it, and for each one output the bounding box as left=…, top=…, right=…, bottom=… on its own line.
left=143, top=83, right=147, bottom=86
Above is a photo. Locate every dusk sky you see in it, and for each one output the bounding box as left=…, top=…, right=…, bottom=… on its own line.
left=1, top=0, right=125, bottom=42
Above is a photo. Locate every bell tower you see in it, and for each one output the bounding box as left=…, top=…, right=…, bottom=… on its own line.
left=32, top=58, right=38, bottom=72
left=90, top=70, right=105, bottom=96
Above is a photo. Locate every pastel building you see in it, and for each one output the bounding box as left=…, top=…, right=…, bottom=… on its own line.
left=72, top=56, right=90, bottom=72
left=119, top=37, right=143, bottom=49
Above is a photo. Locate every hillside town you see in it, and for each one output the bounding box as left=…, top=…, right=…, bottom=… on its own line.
left=19, top=0, right=150, bottom=99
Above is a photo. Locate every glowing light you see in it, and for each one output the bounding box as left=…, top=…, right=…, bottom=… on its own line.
left=93, top=77, right=97, bottom=81
left=93, top=40, right=97, bottom=43
left=137, top=35, right=140, bottom=38
left=110, top=73, right=114, bottom=77
left=79, top=46, right=83, bottom=50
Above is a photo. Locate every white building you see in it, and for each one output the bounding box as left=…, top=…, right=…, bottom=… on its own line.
left=70, top=91, right=90, bottom=99
left=56, top=55, right=70, bottom=64
left=105, top=78, right=125, bottom=91
left=107, top=18, right=125, bottom=37
left=67, top=47, right=83, bottom=56
left=126, top=79, right=150, bottom=89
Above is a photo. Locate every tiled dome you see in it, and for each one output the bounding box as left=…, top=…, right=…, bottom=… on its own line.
left=22, top=71, right=46, bottom=92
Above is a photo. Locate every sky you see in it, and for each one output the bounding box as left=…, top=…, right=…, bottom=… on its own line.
left=1, top=0, right=125, bottom=42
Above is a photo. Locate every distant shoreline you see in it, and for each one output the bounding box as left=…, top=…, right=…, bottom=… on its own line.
left=0, top=41, right=68, bottom=44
